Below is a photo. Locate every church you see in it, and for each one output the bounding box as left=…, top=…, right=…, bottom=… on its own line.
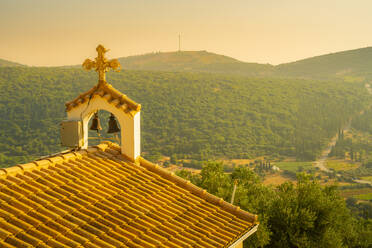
left=0, top=45, right=258, bottom=248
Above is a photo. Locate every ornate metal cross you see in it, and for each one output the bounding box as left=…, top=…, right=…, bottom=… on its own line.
left=82, top=44, right=121, bottom=84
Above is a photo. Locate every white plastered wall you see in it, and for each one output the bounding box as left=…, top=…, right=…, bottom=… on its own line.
left=66, top=95, right=140, bottom=160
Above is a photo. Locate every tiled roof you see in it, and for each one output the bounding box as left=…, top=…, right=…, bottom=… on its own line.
left=65, top=83, right=141, bottom=116
left=0, top=142, right=258, bottom=248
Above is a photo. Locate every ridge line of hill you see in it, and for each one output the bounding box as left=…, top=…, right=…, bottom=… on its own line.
left=0, top=58, right=26, bottom=67
left=2, top=46, right=372, bottom=80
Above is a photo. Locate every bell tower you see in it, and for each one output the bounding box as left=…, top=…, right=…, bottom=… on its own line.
left=61, top=45, right=141, bottom=161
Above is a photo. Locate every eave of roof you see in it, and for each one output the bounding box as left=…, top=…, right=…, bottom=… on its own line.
left=227, top=224, right=259, bottom=248
left=0, top=142, right=258, bottom=248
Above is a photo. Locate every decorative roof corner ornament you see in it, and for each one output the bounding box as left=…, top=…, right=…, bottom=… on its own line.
left=82, top=44, right=121, bottom=86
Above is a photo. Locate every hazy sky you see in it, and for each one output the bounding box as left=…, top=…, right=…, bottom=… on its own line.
left=1, top=0, right=372, bottom=66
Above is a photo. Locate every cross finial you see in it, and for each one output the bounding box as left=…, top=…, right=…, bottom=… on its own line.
left=82, top=44, right=121, bottom=85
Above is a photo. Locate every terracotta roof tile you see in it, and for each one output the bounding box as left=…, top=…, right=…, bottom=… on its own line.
left=0, top=142, right=257, bottom=247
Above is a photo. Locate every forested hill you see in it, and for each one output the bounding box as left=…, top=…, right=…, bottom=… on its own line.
left=275, top=47, right=372, bottom=79
left=15, top=46, right=372, bottom=79
left=0, top=67, right=370, bottom=167
left=2, top=46, right=372, bottom=166
left=108, top=47, right=372, bottom=79
left=117, top=50, right=274, bottom=76
left=0, top=58, right=25, bottom=67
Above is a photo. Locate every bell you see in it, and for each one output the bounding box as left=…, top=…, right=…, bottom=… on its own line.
left=107, top=114, right=120, bottom=133
left=90, top=113, right=102, bottom=132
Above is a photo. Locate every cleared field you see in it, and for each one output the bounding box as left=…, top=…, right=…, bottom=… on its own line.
left=361, top=176, right=372, bottom=182
left=321, top=180, right=353, bottom=186
left=326, top=160, right=359, bottom=171
left=355, top=193, right=372, bottom=200
left=274, top=162, right=313, bottom=173
left=263, top=173, right=293, bottom=186
left=339, top=188, right=372, bottom=198
left=222, top=159, right=254, bottom=166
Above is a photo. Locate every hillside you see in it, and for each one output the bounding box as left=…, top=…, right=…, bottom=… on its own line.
left=0, top=67, right=369, bottom=167
left=112, top=47, right=372, bottom=80
left=275, top=47, right=372, bottom=79
left=0, top=58, right=25, bottom=67
left=35, top=46, right=372, bottom=79
left=118, top=50, right=273, bottom=76
left=0, top=58, right=371, bottom=248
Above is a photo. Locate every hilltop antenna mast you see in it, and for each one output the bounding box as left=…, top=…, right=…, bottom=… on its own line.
left=178, top=34, right=181, bottom=52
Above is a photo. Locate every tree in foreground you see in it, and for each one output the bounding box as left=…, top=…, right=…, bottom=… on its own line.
left=264, top=175, right=358, bottom=247
left=177, top=163, right=370, bottom=247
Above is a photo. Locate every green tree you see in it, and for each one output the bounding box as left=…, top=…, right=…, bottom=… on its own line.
left=170, top=154, right=178, bottom=164
left=265, top=174, right=357, bottom=248
left=199, top=161, right=230, bottom=196
left=178, top=164, right=367, bottom=247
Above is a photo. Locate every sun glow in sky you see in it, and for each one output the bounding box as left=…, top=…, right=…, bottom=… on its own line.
left=1, top=0, right=372, bottom=66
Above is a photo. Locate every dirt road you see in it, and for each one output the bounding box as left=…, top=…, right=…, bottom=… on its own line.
left=314, top=83, right=371, bottom=173
left=354, top=179, right=372, bottom=185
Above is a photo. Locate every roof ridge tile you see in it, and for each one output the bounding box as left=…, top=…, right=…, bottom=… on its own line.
left=34, top=160, right=51, bottom=169
left=1, top=167, right=23, bottom=177
left=65, top=84, right=141, bottom=114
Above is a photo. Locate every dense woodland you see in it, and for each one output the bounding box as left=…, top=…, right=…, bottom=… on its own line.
left=0, top=67, right=369, bottom=167
left=352, top=108, right=372, bottom=134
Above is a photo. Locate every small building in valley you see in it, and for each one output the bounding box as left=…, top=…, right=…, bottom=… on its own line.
left=0, top=45, right=258, bottom=248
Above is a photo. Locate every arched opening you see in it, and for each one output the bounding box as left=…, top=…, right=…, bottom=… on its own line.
left=66, top=94, right=141, bottom=160
left=86, top=109, right=121, bottom=147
